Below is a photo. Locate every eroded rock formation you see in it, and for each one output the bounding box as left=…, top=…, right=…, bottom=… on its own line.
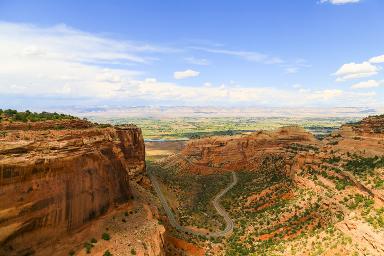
left=0, top=120, right=146, bottom=255
left=158, top=115, right=384, bottom=255
left=160, top=126, right=318, bottom=176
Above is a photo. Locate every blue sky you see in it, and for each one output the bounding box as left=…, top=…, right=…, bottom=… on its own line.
left=0, top=0, right=383, bottom=110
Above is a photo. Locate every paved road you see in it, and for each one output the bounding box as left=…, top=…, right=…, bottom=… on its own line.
left=149, top=171, right=237, bottom=237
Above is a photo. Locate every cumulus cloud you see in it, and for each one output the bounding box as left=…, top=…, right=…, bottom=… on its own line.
left=351, top=80, right=382, bottom=89
left=320, top=0, right=360, bottom=5
left=122, top=81, right=377, bottom=106
left=334, top=62, right=379, bottom=81
left=174, top=69, right=200, bottom=79
left=369, top=54, right=384, bottom=64
left=312, top=89, right=343, bottom=100
left=0, top=22, right=172, bottom=98
left=0, top=22, right=380, bottom=108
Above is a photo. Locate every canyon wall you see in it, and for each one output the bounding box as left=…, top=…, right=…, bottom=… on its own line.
left=0, top=120, right=145, bottom=255
left=162, top=116, right=384, bottom=176
left=160, top=126, right=318, bottom=176
left=158, top=115, right=384, bottom=255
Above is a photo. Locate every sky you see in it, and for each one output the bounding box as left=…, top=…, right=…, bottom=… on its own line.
left=0, top=0, right=383, bottom=110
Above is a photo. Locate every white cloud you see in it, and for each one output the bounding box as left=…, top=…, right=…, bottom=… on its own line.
left=9, top=84, right=27, bottom=92
left=308, top=89, right=343, bottom=100
left=351, top=80, right=382, bottom=89
left=296, top=89, right=341, bottom=101
left=282, top=59, right=311, bottom=74
left=55, top=84, right=72, bottom=94
left=185, top=57, right=210, bottom=66
left=369, top=54, right=384, bottom=64
left=191, top=46, right=283, bottom=64
left=285, top=67, right=299, bottom=74
left=0, top=22, right=172, bottom=98
left=174, top=69, right=200, bottom=79
left=320, top=0, right=360, bottom=5
left=292, top=84, right=302, bottom=88
left=0, top=22, right=380, bottom=108
left=0, top=22, right=169, bottom=64
left=111, top=79, right=376, bottom=107
left=334, top=62, right=379, bottom=81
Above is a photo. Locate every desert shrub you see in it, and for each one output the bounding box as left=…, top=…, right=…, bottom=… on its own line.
left=103, top=250, right=113, bottom=256
left=374, top=178, right=384, bottom=188
left=335, top=180, right=349, bottom=190
left=98, top=123, right=112, bottom=128
left=0, top=109, right=76, bottom=123
left=326, top=156, right=341, bottom=164
left=84, top=242, right=93, bottom=254
left=102, top=232, right=111, bottom=241
left=345, top=156, right=384, bottom=176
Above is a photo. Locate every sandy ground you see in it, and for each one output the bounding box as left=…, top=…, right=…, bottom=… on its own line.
left=145, top=141, right=186, bottom=160
left=37, top=183, right=165, bottom=256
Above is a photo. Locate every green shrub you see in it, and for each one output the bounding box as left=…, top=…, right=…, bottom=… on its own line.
left=103, top=250, right=113, bottom=256
left=0, top=109, right=77, bottom=123
left=374, top=178, right=384, bottom=188
left=102, top=232, right=111, bottom=241
left=345, top=156, right=384, bottom=176
left=335, top=179, right=351, bottom=190
left=84, top=242, right=93, bottom=254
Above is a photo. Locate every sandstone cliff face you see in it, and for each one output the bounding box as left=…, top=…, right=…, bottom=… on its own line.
left=0, top=120, right=145, bottom=255
left=160, top=126, right=318, bottom=176
left=167, top=116, right=384, bottom=176
left=158, top=116, right=384, bottom=255
left=323, top=115, right=384, bottom=157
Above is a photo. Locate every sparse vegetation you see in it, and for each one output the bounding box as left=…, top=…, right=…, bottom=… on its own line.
left=345, top=156, right=384, bottom=176
left=90, top=116, right=355, bottom=140
left=84, top=242, right=93, bottom=254
left=103, top=250, right=113, bottom=256
left=102, top=232, right=111, bottom=241
left=0, top=109, right=76, bottom=123
left=148, top=161, right=231, bottom=230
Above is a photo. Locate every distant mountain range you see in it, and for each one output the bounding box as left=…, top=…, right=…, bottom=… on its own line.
left=68, top=106, right=384, bottom=118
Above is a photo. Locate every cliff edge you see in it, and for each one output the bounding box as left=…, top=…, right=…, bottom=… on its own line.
left=0, top=119, right=147, bottom=255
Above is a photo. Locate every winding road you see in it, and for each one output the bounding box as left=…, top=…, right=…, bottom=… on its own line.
left=148, top=171, right=237, bottom=237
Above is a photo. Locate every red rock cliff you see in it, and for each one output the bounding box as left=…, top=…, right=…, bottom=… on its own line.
left=160, top=126, right=318, bottom=176
left=0, top=120, right=145, bottom=255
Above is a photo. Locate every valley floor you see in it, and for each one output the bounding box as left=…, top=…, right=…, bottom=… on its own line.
left=145, top=120, right=384, bottom=256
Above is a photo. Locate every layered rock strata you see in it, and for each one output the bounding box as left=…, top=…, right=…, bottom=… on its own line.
left=0, top=120, right=145, bottom=255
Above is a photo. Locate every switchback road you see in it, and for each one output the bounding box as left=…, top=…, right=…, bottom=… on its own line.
left=148, top=171, right=237, bottom=237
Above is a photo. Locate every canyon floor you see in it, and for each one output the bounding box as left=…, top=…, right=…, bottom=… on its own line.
left=1, top=112, right=384, bottom=256
left=146, top=116, right=384, bottom=256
